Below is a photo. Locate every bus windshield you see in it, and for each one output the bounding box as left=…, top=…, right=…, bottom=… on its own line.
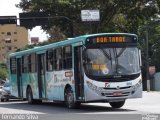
left=84, top=47, right=140, bottom=76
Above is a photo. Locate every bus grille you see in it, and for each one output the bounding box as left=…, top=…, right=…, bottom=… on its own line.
left=101, top=92, right=130, bottom=97
left=103, top=86, right=131, bottom=90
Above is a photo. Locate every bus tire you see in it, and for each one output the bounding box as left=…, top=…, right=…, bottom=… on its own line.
left=0, top=99, right=4, bottom=102
left=27, top=87, right=34, bottom=104
left=34, top=99, right=42, bottom=104
left=109, top=100, right=125, bottom=108
left=65, top=87, right=78, bottom=109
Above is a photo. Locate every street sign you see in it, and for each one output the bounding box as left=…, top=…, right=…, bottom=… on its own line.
left=81, top=10, right=100, bottom=21
left=19, top=12, right=48, bottom=28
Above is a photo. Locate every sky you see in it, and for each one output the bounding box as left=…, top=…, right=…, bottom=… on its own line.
left=0, top=0, right=48, bottom=41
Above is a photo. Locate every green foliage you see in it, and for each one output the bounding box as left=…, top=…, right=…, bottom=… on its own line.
left=47, top=26, right=66, bottom=43
left=0, top=62, right=8, bottom=80
left=146, top=22, right=160, bottom=72
left=16, top=43, right=48, bottom=52
left=0, top=69, right=8, bottom=80
left=16, top=0, right=160, bottom=36
left=16, top=44, right=35, bottom=52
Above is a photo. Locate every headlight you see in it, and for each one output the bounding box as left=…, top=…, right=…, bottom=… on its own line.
left=86, top=80, right=103, bottom=94
left=133, top=79, right=142, bottom=90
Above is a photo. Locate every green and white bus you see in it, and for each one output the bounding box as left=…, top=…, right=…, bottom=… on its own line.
left=9, top=33, right=142, bottom=108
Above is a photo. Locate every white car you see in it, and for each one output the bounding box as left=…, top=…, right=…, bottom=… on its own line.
left=0, top=81, right=16, bottom=102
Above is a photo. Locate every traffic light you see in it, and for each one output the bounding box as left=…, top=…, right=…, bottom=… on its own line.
left=19, top=12, right=49, bottom=29
left=0, top=16, right=17, bottom=24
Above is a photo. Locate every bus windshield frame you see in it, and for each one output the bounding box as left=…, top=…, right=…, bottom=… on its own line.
left=83, top=35, right=141, bottom=82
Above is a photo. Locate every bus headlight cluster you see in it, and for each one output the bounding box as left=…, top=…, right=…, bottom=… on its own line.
left=86, top=81, right=103, bottom=93
left=133, top=79, right=142, bottom=90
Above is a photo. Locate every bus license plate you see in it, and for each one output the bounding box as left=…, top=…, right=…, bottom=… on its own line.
left=113, top=92, right=122, bottom=96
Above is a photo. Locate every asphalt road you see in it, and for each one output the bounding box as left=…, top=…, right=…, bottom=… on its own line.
left=0, top=92, right=160, bottom=120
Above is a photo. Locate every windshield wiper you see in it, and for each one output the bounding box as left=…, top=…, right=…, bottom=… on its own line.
left=116, top=48, right=126, bottom=58
left=100, top=49, right=113, bottom=69
left=113, top=48, right=119, bottom=74
left=100, top=49, right=111, bottom=60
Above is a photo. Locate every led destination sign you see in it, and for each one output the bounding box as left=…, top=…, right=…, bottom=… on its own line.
left=86, top=35, right=137, bottom=44
left=96, top=36, right=125, bottom=43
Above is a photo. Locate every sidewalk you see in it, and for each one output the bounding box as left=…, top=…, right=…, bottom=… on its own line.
left=124, top=91, right=160, bottom=114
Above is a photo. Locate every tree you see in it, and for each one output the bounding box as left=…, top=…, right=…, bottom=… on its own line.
left=16, top=0, right=160, bottom=37
left=0, top=69, right=8, bottom=80
left=145, top=20, right=160, bottom=72
left=0, top=62, right=8, bottom=80
left=47, top=26, right=66, bottom=43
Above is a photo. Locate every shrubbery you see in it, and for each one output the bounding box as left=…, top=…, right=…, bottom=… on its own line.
left=0, top=62, right=8, bottom=80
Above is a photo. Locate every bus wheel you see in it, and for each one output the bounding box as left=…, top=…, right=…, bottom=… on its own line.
left=27, top=88, right=33, bottom=104
left=109, top=101, right=125, bottom=108
left=34, top=99, right=42, bottom=104
left=65, top=88, right=77, bottom=109
left=0, top=99, right=4, bottom=102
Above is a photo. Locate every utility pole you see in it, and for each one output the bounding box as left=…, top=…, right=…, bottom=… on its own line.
left=145, top=26, right=150, bottom=92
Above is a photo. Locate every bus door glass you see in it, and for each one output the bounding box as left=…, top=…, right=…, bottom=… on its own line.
left=74, top=46, right=84, bottom=100
left=37, top=53, right=47, bottom=99
left=16, top=58, right=23, bottom=97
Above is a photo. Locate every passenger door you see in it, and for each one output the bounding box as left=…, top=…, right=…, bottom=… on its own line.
left=74, top=44, right=84, bottom=101
left=37, top=53, right=47, bottom=99
left=16, top=58, right=23, bottom=98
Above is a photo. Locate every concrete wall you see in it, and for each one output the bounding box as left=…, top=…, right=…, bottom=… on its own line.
left=153, top=72, right=160, bottom=91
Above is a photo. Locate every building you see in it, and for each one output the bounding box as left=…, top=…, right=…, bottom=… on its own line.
left=31, top=37, right=39, bottom=44
left=0, top=24, right=28, bottom=62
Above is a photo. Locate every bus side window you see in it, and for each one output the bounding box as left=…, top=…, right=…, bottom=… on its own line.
left=55, top=48, right=62, bottom=70
left=46, top=49, right=53, bottom=71
left=63, top=46, right=72, bottom=69
left=30, top=53, right=36, bottom=73
left=10, top=57, right=17, bottom=74
left=53, top=49, right=56, bottom=70
left=22, top=55, right=28, bottom=73
left=28, top=55, right=31, bottom=73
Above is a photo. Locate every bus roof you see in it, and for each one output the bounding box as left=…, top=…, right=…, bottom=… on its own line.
left=9, top=33, right=137, bottom=58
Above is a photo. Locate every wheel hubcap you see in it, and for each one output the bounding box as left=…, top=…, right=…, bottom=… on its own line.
left=28, top=92, right=32, bottom=102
